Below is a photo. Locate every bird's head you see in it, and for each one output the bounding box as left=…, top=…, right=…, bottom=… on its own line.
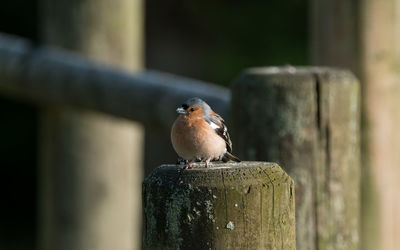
left=176, top=97, right=211, bottom=118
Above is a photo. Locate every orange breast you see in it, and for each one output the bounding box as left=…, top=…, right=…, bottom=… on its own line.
left=171, top=116, right=226, bottom=160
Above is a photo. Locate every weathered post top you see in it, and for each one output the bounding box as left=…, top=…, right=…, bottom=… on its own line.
left=143, top=161, right=295, bottom=250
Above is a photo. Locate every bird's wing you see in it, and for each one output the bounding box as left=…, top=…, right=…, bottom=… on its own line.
left=205, top=113, right=233, bottom=153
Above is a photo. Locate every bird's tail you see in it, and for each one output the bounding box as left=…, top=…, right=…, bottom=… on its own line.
left=222, top=152, right=241, bottom=162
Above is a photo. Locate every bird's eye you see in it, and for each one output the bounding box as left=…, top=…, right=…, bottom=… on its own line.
left=190, top=108, right=195, bottom=112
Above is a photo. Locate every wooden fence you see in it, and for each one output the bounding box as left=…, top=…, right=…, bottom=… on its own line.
left=0, top=33, right=230, bottom=132
left=232, top=67, right=360, bottom=250
left=0, top=32, right=361, bottom=249
left=0, top=32, right=229, bottom=250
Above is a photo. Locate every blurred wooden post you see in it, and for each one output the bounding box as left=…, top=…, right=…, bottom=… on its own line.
left=231, top=67, right=360, bottom=250
left=143, top=162, right=295, bottom=250
left=38, top=1, right=144, bottom=250
left=311, top=1, right=400, bottom=249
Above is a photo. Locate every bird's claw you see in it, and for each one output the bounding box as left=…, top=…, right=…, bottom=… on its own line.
left=205, top=158, right=212, bottom=168
left=183, top=160, right=193, bottom=169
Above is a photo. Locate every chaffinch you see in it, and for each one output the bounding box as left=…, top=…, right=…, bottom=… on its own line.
left=171, top=97, right=241, bottom=169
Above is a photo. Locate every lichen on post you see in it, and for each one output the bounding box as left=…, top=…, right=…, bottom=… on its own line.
left=143, top=162, right=295, bottom=250
left=231, top=66, right=360, bottom=250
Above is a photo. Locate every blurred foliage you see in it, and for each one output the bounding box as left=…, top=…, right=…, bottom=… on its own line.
left=146, top=0, right=307, bottom=84
left=0, top=0, right=307, bottom=249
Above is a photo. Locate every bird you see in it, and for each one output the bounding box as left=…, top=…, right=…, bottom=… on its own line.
left=171, top=97, right=241, bottom=169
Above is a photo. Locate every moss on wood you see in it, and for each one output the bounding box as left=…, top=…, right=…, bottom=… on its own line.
left=231, top=67, right=360, bottom=250
left=143, top=161, right=295, bottom=250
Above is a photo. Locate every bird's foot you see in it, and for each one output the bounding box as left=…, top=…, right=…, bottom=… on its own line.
left=205, top=158, right=212, bottom=168
left=183, top=160, right=193, bottom=169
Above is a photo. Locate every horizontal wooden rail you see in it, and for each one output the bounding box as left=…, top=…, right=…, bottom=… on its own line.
left=0, top=33, right=230, bottom=132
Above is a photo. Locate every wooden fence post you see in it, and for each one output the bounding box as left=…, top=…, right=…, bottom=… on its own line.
left=310, top=1, right=400, bottom=249
left=231, top=67, right=360, bottom=250
left=143, top=162, right=295, bottom=250
left=38, top=1, right=144, bottom=250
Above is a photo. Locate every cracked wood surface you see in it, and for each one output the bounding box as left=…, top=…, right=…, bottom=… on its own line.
left=142, top=162, right=295, bottom=250
left=231, top=67, right=360, bottom=250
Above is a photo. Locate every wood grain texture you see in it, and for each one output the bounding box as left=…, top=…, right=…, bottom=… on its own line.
left=143, top=162, right=295, bottom=250
left=231, top=67, right=360, bottom=250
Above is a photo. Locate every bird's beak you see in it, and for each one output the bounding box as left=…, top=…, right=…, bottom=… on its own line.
left=176, top=107, right=188, bottom=114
